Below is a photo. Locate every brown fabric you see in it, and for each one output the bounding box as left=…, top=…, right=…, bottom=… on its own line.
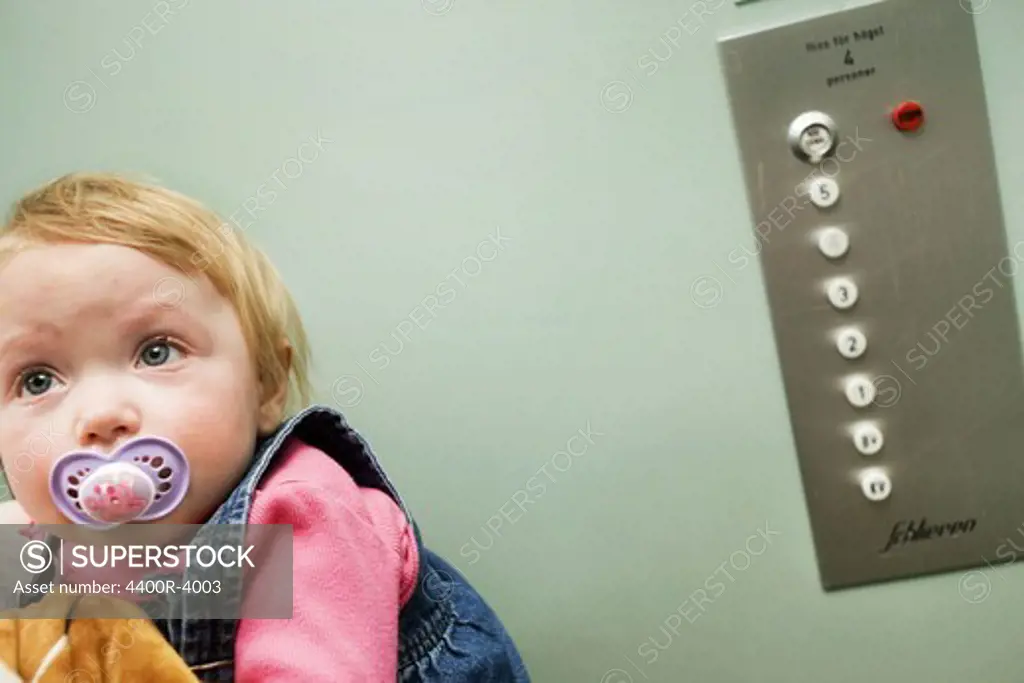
left=0, top=594, right=199, bottom=682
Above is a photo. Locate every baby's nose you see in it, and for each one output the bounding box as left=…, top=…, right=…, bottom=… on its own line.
left=76, top=406, right=141, bottom=449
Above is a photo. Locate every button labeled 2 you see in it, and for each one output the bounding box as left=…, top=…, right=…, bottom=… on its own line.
left=836, top=327, right=867, bottom=359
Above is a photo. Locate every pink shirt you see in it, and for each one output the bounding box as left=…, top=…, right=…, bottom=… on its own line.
left=235, top=439, right=420, bottom=681
left=32, top=439, right=420, bottom=681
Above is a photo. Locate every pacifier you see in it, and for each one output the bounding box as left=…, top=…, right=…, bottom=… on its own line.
left=48, top=436, right=190, bottom=529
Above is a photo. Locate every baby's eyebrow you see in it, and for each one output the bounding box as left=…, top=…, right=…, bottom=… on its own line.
left=117, top=300, right=199, bottom=334
left=116, top=301, right=214, bottom=352
left=0, top=322, right=62, bottom=359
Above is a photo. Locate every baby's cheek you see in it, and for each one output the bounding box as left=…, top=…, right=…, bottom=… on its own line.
left=1, top=439, right=68, bottom=523
left=0, top=427, right=63, bottom=500
left=156, top=437, right=253, bottom=525
left=2, top=469, right=64, bottom=524
left=156, top=380, right=258, bottom=523
left=182, top=456, right=250, bottom=523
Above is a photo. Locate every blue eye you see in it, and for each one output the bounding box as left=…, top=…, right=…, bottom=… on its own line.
left=138, top=340, right=182, bottom=367
left=20, top=370, right=55, bottom=397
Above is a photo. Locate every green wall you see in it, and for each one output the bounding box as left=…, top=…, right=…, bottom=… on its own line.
left=1, top=1, right=1022, bottom=680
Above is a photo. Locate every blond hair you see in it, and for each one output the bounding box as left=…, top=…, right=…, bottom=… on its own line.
left=0, top=172, right=311, bottom=419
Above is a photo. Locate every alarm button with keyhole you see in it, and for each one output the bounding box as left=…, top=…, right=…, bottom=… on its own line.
left=892, top=101, right=925, bottom=132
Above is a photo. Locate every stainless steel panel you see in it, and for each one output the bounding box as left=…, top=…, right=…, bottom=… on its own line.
left=718, top=0, right=1024, bottom=589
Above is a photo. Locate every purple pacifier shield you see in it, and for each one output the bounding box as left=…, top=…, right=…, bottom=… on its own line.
left=49, top=436, right=190, bottom=528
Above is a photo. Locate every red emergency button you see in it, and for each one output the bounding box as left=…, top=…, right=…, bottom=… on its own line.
left=892, top=101, right=924, bottom=132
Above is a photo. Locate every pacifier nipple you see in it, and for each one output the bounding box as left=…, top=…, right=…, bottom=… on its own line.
left=79, top=463, right=155, bottom=525
left=49, top=436, right=190, bottom=529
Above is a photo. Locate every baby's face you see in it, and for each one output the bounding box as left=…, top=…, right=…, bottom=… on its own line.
left=0, top=241, right=264, bottom=528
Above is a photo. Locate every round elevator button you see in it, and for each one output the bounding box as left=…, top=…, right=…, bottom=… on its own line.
left=788, top=111, right=839, bottom=163
left=892, top=101, right=924, bottom=132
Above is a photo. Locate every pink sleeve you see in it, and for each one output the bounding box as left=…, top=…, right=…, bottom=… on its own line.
left=234, top=453, right=419, bottom=682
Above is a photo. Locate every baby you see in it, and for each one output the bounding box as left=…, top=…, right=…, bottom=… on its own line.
left=0, top=173, right=529, bottom=682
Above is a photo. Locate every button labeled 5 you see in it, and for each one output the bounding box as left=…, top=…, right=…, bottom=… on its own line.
left=807, top=177, right=840, bottom=208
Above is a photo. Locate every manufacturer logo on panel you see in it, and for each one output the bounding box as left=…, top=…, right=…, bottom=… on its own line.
left=881, top=517, right=978, bottom=553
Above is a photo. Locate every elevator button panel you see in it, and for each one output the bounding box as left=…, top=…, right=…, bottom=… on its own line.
left=719, top=0, right=1024, bottom=589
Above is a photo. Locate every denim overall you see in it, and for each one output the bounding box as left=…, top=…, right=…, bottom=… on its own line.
left=24, top=405, right=530, bottom=682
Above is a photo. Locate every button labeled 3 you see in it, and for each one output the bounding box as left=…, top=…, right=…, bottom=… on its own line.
left=836, top=327, right=867, bottom=359
left=844, top=375, right=876, bottom=408
left=860, top=468, right=892, bottom=501
left=851, top=422, right=884, bottom=455
left=827, top=277, right=858, bottom=309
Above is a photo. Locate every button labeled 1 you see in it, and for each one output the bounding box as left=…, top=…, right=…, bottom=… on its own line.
left=860, top=468, right=892, bottom=501
left=851, top=422, right=884, bottom=455
left=844, top=375, right=876, bottom=408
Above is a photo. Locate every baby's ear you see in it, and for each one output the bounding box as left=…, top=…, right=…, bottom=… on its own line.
left=257, top=338, right=293, bottom=434
left=279, top=339, right=293, bottom=376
